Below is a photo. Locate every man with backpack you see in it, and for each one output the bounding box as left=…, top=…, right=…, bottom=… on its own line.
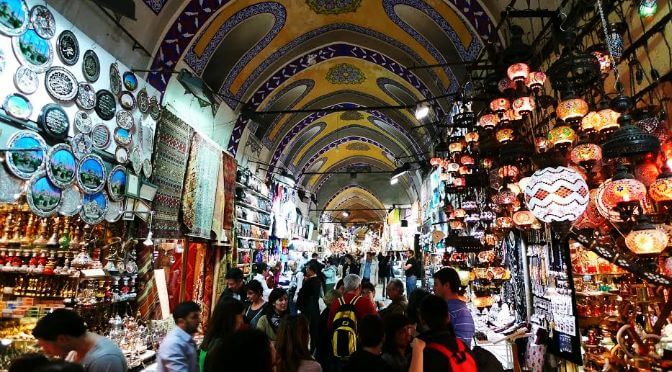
left=327, top=274, right=378, bottom=361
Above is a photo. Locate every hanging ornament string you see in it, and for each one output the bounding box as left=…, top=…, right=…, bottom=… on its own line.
left=596, top=0, right=623, bottom=91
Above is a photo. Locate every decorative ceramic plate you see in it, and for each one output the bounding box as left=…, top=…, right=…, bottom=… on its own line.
left=12, top=28, right=52, bottom=72
left=119, top=91, right=135, bottom=111
left=108, top=165, right=127, bottom=201
left=95, top=89, right=116, bottom=120
left=14, top=66, right=38, bottom=94
left=5, top=130, right=46, bottom=179
left=56, top=30, right=78, bottom=65
left=46, top=143, right=76, bottom=188
left=58, top=186, right=82, bottom=216
left=122, top=71, right=138, bottom=91
left=149, top=96, right=161, bottom=120
left=80, top=191, right=108, bottom=224
left=115, top=110, right=134, bottom=130
left=91, top=123, right=111, bottom=150
left=0, top=163, right=24, bottom=203
left=115, top=147, right=128, bottom=164
left=70, top=133, right=92, bottom=159
left=76, top=82, right=96, bottom=110
left=130, top=146, right=142, bottom=174
left=45, top=66, right=78, bottom=101
left=74, top=111, right=92, bottom=134
left=30, top=5, right=55, bottom=39
left=109, top=62, right=121, bottom=96
left=82, top=49, right=100, bottom=82
left=0, top=0, right=29, bottom=36
left=0, top=49, right=6, bottom=74
left=105, top=200, right=123, bottom=223
left=38, top=103, right=69, bottom=140
left=3, top=93, right=32, bottom=120
left=114, top=127, right=132, bottom=147
left=142, top=159, right=152, bottom=178
left=26, top=171, right=62, bottom=217
left=77, top=153, right=106, bottom=194
left=137, top=88, right=149, bottom=113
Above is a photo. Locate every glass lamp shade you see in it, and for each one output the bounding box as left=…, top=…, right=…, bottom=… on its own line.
left=525, top=71, right=547, bottom=91
left=496, top=128, right=515, bottom=144
left=496, top=190, right=518, bottom=205
left=449, top=141, right=464, bottom=154
left=570, top=143, right=603, bottom=165
left=524, top=166, right=590, bottom=222
left=460, top=155, right=475, bottom=166
left=602, top=177, right=647, bottom=205
left=507, top=63, right=530, bottom=82
left=490, top=98, right=510, bottom=113
left=513, top=210, right=537, bottom=228
left=498, top=165, right=520, bottom=180
left=482, top=158, right=493, bottom=170
left=597, top=108, right=621, bottom=133
left=573, top=189, right=607, bottom=230
left=479, top=114, right=499, bottom=130
left=650, top=174, right=672, bottom=203
left=581, top=111, right=601, bottom=133
left=498, top=78, right=516, bottom=93
left=625, top=222, right=668, bottom=255
left=496, top=216, right=514, bottom=229
left=535, top=138, right=549, bottom=152
left=446, top=162, right=460, bottom=173
left=557, top=98, right=589, bottom=122
left=454, top=208, right=466, bottom=219
left=458, top=166, right=472, bottom=175
left=453, top=177, right=466, bottom=187
left=430, top=157, right=444, bottom=167
left=450, top=220, right=465, bottom=230
left=595, top=179, right=625, bottom=222
left=548, top=126, right=577, bottom=147
left=465, top=131, right=479, bottom=143
left=504, top=109, right=522, bottom=123
left=512, top=96, right=536, bottom=116
left=518, top=177, right=530, bottom=192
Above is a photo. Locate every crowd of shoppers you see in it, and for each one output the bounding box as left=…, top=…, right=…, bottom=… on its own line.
left=20, top=251, right=495, bottom=372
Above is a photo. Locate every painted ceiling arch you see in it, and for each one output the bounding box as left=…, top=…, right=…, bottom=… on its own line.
left=323, top=186, right=388, bottom=222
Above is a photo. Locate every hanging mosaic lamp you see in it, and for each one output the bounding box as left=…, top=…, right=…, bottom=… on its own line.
left=481, top=157, right=494, bottom=170
left=505, top=109, right=522, bottom=123
left=601, top=121, right=660, bottom=159
left=525, top=71, right=547, bottom=91
left=496, top=216, right=514, bottom=230
left=649, top=164, right=672, bottom=203
left=524, top=166, right=590, bottom=223
left=556, top=98, right=589, bottom=124
left=534, top=138, right=549, bottom=152
left=446, top=162, right=460, bottom=173
left=478, top=114, right=499, bottom=130
left=460, top=154, right=475, bottom=166
left=597, top=108, right=621, bottom=134
left=498, top=165, right=520, bottom=181
left=581, top=111, right=601, bottom=133
left=498, top=78, right=516, bottom=94
left=625, top=216, right=668, bottom=255
left=573, top=189, right=607, bottom=230
left=465, top=131, right=479, bottom=144
left=512, top=96, right=536, bottom=116
left=513, top=209, right=537, bottom=229
left=570, top=143, right=603, bottom=167
left=604, top=22, right=626, bottom=61
left=600, top=165, right=647, bottom=221
left=496, top=189, right=518, bottom=206
left=639, top=0, right=658, bottom=18
left=490, top=98, right=510, bottom=114
left=449, top=140, right=464, bottom=154
left=548, top=125, right=577, bottom=148
left=507, top=63, right=530, bottom=82
left=496, top=128, right=515, bottom=144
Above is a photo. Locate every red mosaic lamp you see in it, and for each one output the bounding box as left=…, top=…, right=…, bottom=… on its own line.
left=601, top=164, right=647, bottom=221
left=512, top=96, right=535, bottom=116
left=478, top=114, right=499, bottom=130
left=625, top=216, right=669, bottom=255
left=490, top=98, right=510, bottom=114
left=649, top=162, right=672, bottom=205
left=525, top=71, right=547, bottom=92
left=507, top=63, right=530, bottom=83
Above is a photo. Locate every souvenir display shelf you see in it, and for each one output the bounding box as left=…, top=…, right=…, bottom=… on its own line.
left=235, top=169, right=271, bottom=277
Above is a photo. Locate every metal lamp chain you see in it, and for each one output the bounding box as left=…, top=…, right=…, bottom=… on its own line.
left=596, top=0, right=622, bottom=89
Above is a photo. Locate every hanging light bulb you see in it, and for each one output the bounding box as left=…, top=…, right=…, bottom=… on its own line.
left=507, top=63, right=530, bottom=82
left=639, top=0, right=657, bottom=18
left=415, top=102, right=430, bottom=120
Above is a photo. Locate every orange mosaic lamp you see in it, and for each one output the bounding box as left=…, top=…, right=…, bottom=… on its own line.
left=649, top=163, right=672, bottom=204
left=625, top=217, right=669, bottom=255
left=570, top=143, right=602, bottom=167
left=489, top=98, right=510, bottom=114
left=460, top=154, right=475, bottom=166
left=581, top=111, right=601, bottom=133
left=507, top=63, right=530, bottom=82
left=498, top=165, right=519, bottom=180
left=513, top=209, right=537, bottom=229
left=449, top=140, right=464, bottom=154
left=512, top=96, right=535, bottom=116
left=525, top=71, right=547, bottom=91
left=496, top=128, right=515, bottom=144
left=597, top=108, right=620, bottom=134
left=478, top=113, right=499, bottom=130
left=548, top=125, right=577, bottom=148
left=464, top=131, right=479, bottom=143
left=556, top=98, right=589, bottom=124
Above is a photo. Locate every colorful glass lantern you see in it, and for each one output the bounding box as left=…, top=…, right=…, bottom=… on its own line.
left=557, top=98, right=589, bottom=123
left=573, top=189, right=606, bottom=230
left=570, top=143, right=602, bottom=166
left=430, top=158, right=443, bottom=167
left=513, top=210, right=537, bottom=228
left=496, top=216, right=514, bottom=230
left=465, top=131, right=479, bottom=143
left=498, top=165, right=519, bottom=180
left=597, top=108, right=620, bottom=133
left=453, top=177, right=466, bottom=188
left=496, top=128, right=515, bottom=144
left=548, top=126, right=577, bottom=147
left=446, top=162, right=460, bottom=173
left=489, top=98, right=510, bottom=113
left=634, top=162, right=659, bottom=187
left=478, top=114, right=499, bottom=130
left=518, top=177, right=530, bottom=192
left=592, top=50, right=613, bottom=75
left=507, top=63, right=530, bottom=82
left=496, top=190, right=518, bottom=206
left=649, top=166, right=672, bottom=203
left=625, top=217, right=668, bottom=255
left=595, top=179, right=625, bottom=222
left=458, top=166, right=472, bottom=175
left=449, top=140, right=464, bottom=154
left=524, top=166, right=590, bottom=222
left=482, top=158, right=493, bottom=170
left=450, top=220, right=465, bottom=230
left=460, top=155, right=475, bottom=166
left=525, top=71, right=547, bottom=91
left=512, top=96, right=536, bottom=116
left=581, top=111, right=601, bottom=133
left=601, top=165, right=647, bottom=221
left=503, top=109, right=522, bottom=123
left=498, top=78, right=516, bottom=93
left=535, top=138, right=549, bottom=152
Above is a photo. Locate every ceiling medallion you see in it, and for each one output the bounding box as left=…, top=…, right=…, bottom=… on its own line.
left=56, top=30, right=79, bottom=65
left=82, top=49, right=100, bottom=82
left=14, top=66, right=39, bottom=94
left=306, top=0, right=361, bottom=14
left=29, top=5, right=56, bottom=39
left=325, top=63, right=366, bottom=85
left=45, top=66, right=78, bottom=101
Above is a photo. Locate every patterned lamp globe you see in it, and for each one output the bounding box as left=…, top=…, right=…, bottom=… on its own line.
left=498, top=78, right=516, bottom=93
left=507, top=63, right=530, bottom=82
left=496, top=216, right=514, bottom=230
left=601, top=165, right=647, bottom=220
left=478, top=114, right=499, bottom=130
left=525, top=71, right=547, bottom=91
left=524, top=166, right=590, bottom=223
left=512, top=96, right=535, bottom=116
left=465, top=131, right=479, bottom=143
left=449, top=140, right=464, bottom=154
left=570, top=143, right=602, bottom=167
left=649, top=165, right=672, bottom=204
left=625, top=216, right=669, bottom=255
left=498, top=165, right=520, bottom=180
left=513, top=209, right=537, bottom=229
left=496, top=189, right=518, bottom=206
left=581, top=111, right=601, bottom=133
left=460, top=154, right=475, bottom=166
left=490, top=98, right=510, bottom=114
left=573, top=189, right=607, bottom=230
left=597, top=108, right=621, bottom=134
left=496, top=128, right=515, bottom=144
left=548, top=125, right=577, bottom=148
left=557, top=98, right=589, bottom=124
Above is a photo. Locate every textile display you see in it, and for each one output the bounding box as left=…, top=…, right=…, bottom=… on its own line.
left=151, top=110, right=193, bottom=238
left=167, top=249, right=184, bottom=312
left=183, top=133, right=222, bottom=239
left=183, top=242, right=200, bottom=302
left=222, top=153, right=237, bottom=230
left=191, top=243, right=207, bottom=304
left=200, top=246, right=217, bottom=326
left=137, top=241, right=159, bottom=321
left=211, top=158, right=226, bottom=240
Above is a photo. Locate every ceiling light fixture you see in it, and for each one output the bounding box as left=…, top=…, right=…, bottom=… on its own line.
left=342, top=211, right=350, bottom=218
left=415, top=103, right=430, bottom=120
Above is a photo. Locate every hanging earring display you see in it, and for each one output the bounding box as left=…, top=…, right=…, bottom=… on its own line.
left=56, top=30, right=79, bottom=65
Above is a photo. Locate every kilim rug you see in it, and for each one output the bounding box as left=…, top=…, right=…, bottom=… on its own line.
left=183, top=133, right=221, bottom=239
left=151, top=109, right=193, bottom=239
left=222, top=153, right=237, bottom=230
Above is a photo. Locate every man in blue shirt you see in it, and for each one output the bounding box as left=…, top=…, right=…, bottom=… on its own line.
left=432, top=267, right=475, bottom=347
left=157, top=301, right=201, bottom=372
left=359, top=252, right=378, bottom=285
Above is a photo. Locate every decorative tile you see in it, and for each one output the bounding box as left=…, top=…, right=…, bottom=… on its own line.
left=325, top=63, right=366, bottom=85
left=143, top=0, right=168, bottom=15
left=306, top=0, right=362, bottom=15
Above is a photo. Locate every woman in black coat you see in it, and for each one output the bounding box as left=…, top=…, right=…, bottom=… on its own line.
left=296, top=262, right=322, bottom=352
